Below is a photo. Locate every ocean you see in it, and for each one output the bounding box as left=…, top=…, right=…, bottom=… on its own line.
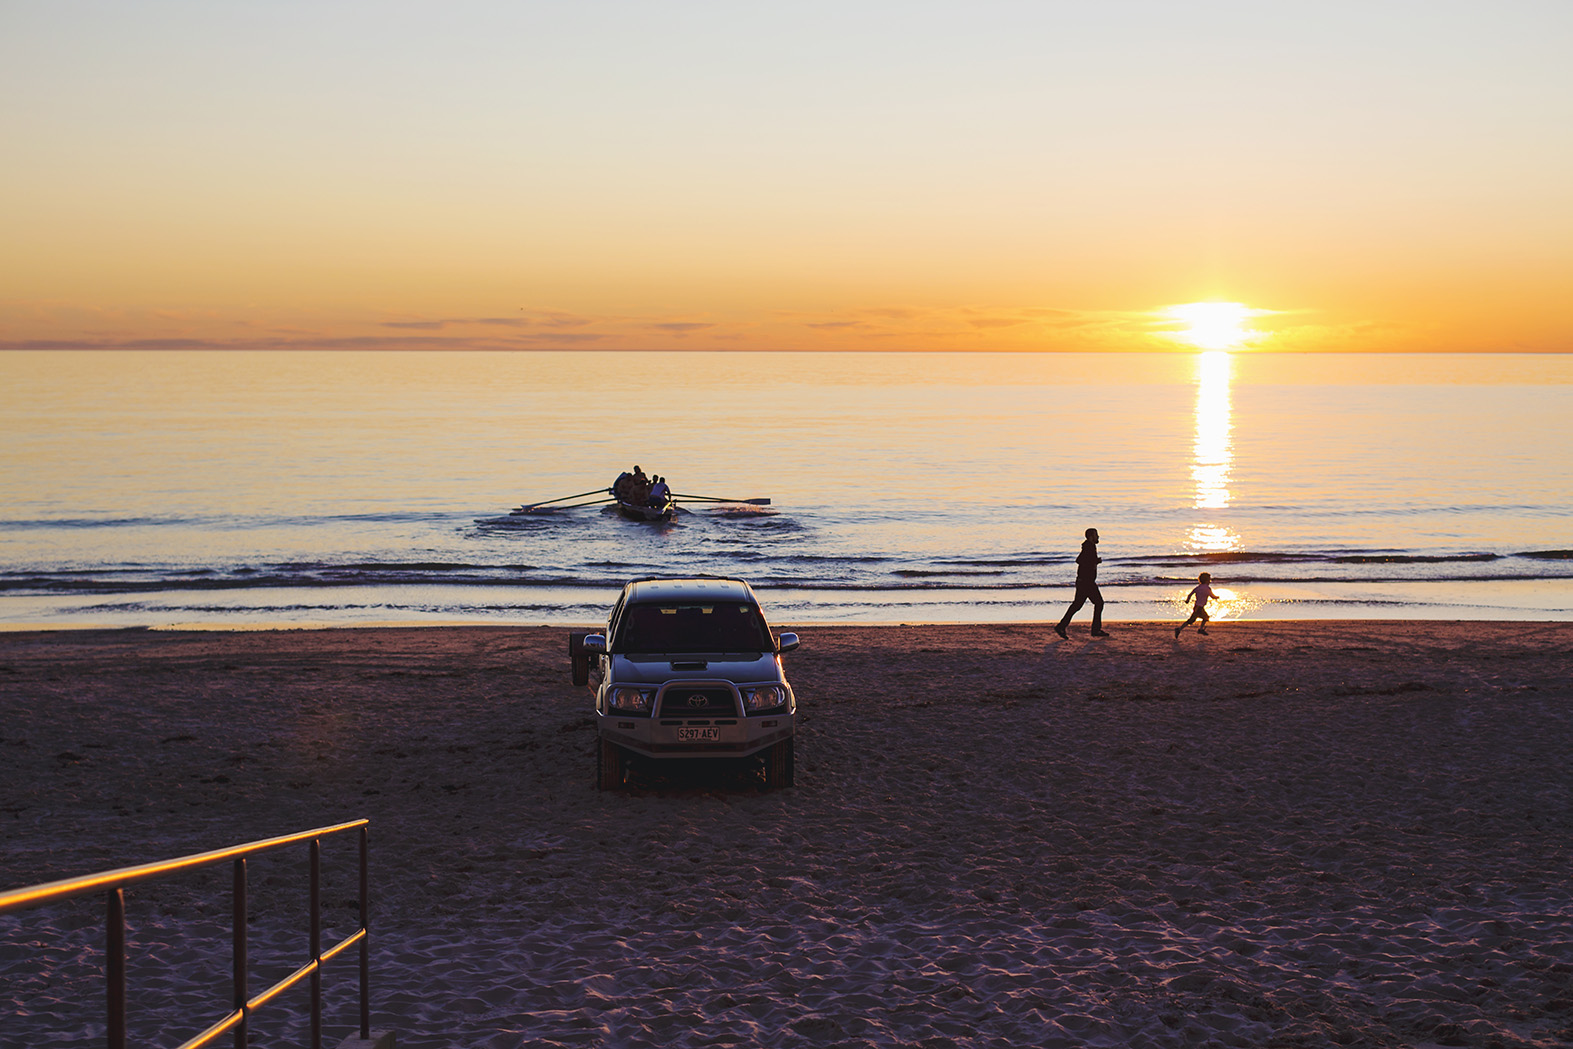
left=1, top=350, right=1569, bottom=628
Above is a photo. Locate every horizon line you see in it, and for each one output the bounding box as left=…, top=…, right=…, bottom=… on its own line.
left=4, top=342, right=1570, bottom=355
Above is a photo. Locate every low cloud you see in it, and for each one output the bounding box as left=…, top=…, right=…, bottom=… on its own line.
left=966, top=317, right=1031, bottom=329
left=648, top=322, right=716, bottom=334
left=1, top=339, right=119, bottom=350
left=381, top=310, right=593, bottom=332
left=778, top=302, right=1207, bottom=349
left=532, top=311, right=594, bottom=329
left=0, top=331, right=611, bottom=351
left=3, top=300, right=1374, bottom=353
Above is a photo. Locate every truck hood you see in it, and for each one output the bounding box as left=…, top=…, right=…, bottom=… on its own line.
left=610, top=652, right=782, bottom=685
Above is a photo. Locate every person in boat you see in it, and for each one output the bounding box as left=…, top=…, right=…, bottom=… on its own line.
left=647, top=476, right=670, bottom=507
left=612, top=469, right=634, bottom=500
left=629, top=466, right=650, bottom=505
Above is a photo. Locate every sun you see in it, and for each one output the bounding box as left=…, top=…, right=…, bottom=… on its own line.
left=1164, top=302, right=1264, bottom=350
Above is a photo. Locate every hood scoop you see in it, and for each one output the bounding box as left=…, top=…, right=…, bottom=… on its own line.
left=670, top=660, right=709, bottom=671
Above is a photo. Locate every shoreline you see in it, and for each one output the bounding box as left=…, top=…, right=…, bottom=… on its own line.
left=2, top=602, right=1570, bottom=633
left=4, top=570, right=1571, bottom=635
left=4, top=621, right=1572, bottom=1047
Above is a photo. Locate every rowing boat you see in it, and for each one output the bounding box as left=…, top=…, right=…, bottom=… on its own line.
left=615, top=494, right=676, bottom=522
left=511, top=475, right=767, bottom=518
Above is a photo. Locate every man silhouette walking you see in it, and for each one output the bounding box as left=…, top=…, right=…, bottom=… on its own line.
left=1055, top=527, right=1109, bottom=638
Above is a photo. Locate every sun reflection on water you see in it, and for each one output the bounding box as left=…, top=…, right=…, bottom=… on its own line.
left=1168, top=584, right=1261, bottom=622
left=1192, top=350, right=1233, bottom=511
left=1183, top=350, right=1249, bottom=607
left=1187, top=351, right=1240, bottom=555
left=1186, top=523, right=1240, bottom=553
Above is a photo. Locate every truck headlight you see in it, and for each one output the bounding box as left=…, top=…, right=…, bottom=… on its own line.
left=744, top=685, right=787, bottom=712
left=610, top=686, right=652, bottom=713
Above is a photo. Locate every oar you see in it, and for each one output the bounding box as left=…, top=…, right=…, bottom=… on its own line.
left=513, top=497, right=615, bottom=514
left=515, top=488, right=611, bottom=512
left=671, top=493, right=772, bottom=505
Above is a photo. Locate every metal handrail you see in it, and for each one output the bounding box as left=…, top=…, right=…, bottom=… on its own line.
left=0, top=818, right=372, bottom=1049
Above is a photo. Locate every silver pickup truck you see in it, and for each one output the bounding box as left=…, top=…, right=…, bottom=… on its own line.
left=571, top=578, right=799, bottom=790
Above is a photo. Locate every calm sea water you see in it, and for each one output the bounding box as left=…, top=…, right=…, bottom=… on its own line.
left=1, top=350, right=1570, bottom=627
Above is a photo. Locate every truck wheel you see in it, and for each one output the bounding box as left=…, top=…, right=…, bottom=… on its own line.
left=569, top=632, right=589, bottom=687
left=596, top=737, right=625, bottom=791
left=765, top=739, right=795, bottom=790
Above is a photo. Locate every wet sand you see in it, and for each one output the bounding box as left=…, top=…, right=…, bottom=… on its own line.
left=2, top=622, right=1572, bottom=1048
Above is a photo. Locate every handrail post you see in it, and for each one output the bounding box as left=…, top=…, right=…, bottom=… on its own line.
left=359, top=824, right=370, bottom=1040
left=0, top=818, right=371, bottom=1048
left=107, top=888, right=126, bottom=1049
left=233, top=857, right=247, bottom=1048
left=310, top=838, right=322, bottom=1049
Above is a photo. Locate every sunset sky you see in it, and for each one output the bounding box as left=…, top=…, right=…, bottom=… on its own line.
left=3, top=1, right=1569, bottom=353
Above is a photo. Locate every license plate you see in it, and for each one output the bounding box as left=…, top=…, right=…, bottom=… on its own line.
left=676, top=727, right=721, bottom=742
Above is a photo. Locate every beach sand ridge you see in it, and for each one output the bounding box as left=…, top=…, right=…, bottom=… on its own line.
left=2, top=622, right=1571, bottom=1047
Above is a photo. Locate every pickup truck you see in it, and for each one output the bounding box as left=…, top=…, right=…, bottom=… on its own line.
left=571, top=578, right=799, bottom=790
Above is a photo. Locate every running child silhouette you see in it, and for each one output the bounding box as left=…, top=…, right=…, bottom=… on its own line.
left=1175, top=572, right=1216, bottom=637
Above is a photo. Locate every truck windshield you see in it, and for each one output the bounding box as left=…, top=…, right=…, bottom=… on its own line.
left=615, top=602, right=772, bottom=654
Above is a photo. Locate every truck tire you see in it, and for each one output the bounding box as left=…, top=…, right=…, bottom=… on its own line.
left=596, top=737, right=625, bottom=791
left=569, top=631, right=589, bottom=687
left=765, top=739, right=795, bottom=790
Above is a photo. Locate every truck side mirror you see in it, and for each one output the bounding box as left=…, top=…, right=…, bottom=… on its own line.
left=776, top=632, right=799, bottom=654
left=582, top=634, right=606, bottom=654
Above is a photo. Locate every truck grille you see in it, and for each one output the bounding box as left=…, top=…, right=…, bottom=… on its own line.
left=658, top=687, right=737, bottom=717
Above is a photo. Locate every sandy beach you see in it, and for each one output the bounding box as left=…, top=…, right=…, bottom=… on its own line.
left=2, top=621, right=1571, bottom=1048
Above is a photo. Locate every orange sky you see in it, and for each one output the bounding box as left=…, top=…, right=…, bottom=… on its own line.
left=2, top=2, right=1570, bottom=353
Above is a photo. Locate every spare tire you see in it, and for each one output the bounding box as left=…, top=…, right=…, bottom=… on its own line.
left=569, top=631, right=589, bottom=686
